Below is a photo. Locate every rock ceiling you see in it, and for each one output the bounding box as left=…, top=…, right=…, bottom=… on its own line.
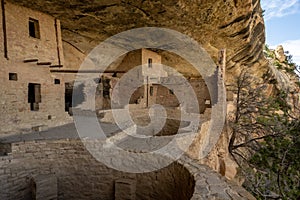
left=9, top=0, right=268, bottom=78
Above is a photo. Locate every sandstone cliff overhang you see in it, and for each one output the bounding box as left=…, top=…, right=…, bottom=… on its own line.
left=8, top=0, right=267, bottom=79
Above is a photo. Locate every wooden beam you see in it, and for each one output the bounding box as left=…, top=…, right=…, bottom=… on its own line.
left=1, top=0, right=8, bottom=59
left=24, top=58, right=38, bottom=63
left=50, top=69, right=126, bottom=74
left=37, top=62, right=52, bottom=66
left=218, top=49, right=226, bottom=80
left=49, top=65, right=63, bottom=68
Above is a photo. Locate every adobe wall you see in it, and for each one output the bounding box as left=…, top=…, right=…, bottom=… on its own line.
left=0, top=2, right=71, bottom=136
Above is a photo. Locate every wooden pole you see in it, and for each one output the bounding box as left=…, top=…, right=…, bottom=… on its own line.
left=218, top=49, right=226, bottom=81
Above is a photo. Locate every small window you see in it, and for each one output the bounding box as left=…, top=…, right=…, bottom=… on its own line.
left=148, top=58, right=152, bottom=68
left=29, top=18, right=40, bottom=39
left=169, top=89, right=174, bottom=94
left=149, top=86, right=154, bottom=96
left=9, top=73, right=18, bottom=81
left=54, top=79, right=60, bottom=84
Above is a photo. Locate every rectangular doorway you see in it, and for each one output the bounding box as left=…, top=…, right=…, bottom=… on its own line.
left=28, top=83, right=41, bottom=111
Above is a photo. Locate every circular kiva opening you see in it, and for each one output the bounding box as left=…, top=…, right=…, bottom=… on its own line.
left=2, top=140, right=195, bottom=200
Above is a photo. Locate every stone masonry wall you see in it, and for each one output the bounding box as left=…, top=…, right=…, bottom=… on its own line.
left=0, top=138, right=256, bottom=200
left=0, top=139, right=194, bottom=200
left=0, top=2, right=71, bottom=136
left=3, top=1, right=63, bottom=64
left=154, top=79, right=211, bottom=113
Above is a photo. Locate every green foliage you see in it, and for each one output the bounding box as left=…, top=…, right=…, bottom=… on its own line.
left=248, top=119, right=300, bottom=199
left=228, top=68, right=300, bottom=199
left=273, top=60, right=282, bottom=68
left=264, top=45, right=275, bottom=59
left=264, top=44, right=300, bottom=79
left=281, top=50, right=300, bottom=79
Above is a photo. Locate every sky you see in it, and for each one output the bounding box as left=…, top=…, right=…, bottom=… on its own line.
left=261, top=0, right=300, bottom=65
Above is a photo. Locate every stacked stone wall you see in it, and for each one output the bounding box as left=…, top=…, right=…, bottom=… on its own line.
left=0, top=139, right=194, bottom=200
left=0, top=2, right=71, bottom=136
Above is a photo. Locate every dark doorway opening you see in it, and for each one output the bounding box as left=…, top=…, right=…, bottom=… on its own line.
left=65, top=82, right=85, bottom=115
left=28, top=83, right=41, bottom=111
left=65, top=82, right=73, bottom=114
left=148, top=58, right=152, bottom=68
left=149, top=86, right=154, bottom=96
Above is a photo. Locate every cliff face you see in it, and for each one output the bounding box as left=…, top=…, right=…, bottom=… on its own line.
left=9, top=0, right=267, bottom=80
left=264, top=45, right=300, bottom=116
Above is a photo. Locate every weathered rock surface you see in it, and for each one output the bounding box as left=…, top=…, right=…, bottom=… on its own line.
left=264, top=45, right=300, bottom=116
left=9, top=0, right=267, bottom=80
left=274, top=45, right=286, bottom=63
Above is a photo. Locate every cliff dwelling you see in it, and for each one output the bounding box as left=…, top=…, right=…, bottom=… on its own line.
left=1, top=0, right=298, bottom=200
